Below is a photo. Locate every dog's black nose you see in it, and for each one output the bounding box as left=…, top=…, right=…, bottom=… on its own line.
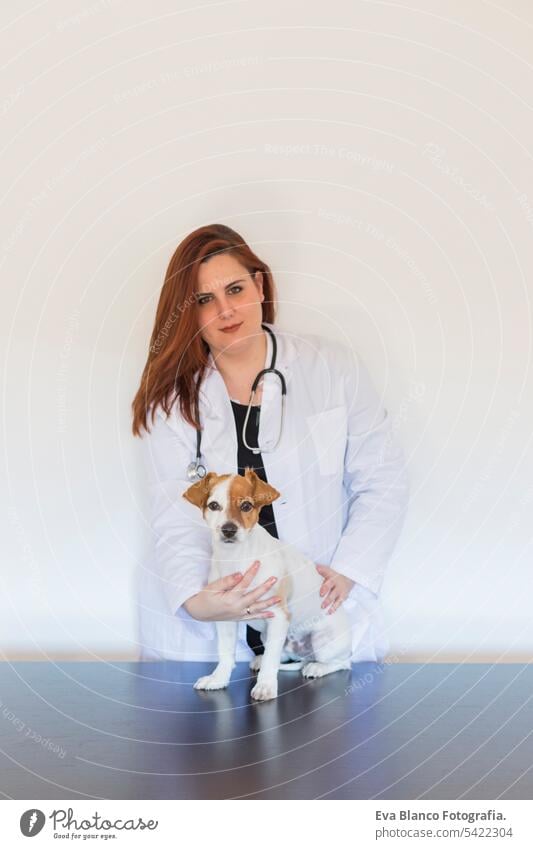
left=221, top=522, right=238, bottom=539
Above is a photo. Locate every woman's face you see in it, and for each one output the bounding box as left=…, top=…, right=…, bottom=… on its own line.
left=195, top=253, right=265, bottom=354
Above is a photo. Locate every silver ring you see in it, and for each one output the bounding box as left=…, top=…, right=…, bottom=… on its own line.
left=245, top=607, right=251, bottom=616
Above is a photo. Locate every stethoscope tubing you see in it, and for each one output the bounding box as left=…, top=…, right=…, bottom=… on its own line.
left=187, top=323, right=285, bottom=482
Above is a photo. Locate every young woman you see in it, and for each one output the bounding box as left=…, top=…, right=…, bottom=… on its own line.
left=132, top=224, right=409, bottom=663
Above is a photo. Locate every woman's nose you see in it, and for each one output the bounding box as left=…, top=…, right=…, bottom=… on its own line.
left=218, top=299, right=235, bottom=318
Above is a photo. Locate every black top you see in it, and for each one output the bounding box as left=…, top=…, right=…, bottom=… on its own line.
left=230, top=400, right=279, bottom=540
left=230, top=400, right=278, bottom=655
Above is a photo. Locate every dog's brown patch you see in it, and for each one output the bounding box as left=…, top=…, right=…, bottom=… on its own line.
left=278, top=573, right=292, bottom=621
left=227, top=467, right=280, bottom=529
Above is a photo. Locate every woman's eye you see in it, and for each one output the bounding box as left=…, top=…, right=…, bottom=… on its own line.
left=240, top=501, right=253, bottom=512
left=207, top=501, right=221, bottom=511
left=197, top=287, right=241, bottom=306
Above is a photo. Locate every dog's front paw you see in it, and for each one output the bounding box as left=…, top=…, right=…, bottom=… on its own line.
left=194, top=674, right=230, bottom=691
left=250, top=678, right=278, bottom=701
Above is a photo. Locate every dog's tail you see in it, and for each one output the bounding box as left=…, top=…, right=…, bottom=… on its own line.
left=279, top=660, right=303, bottom=671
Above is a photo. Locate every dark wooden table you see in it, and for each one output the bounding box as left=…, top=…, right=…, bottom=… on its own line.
left=0, top=662, right=532, bottom=799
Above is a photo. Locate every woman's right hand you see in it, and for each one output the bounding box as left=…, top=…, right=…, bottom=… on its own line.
left=183, top=560, right=280, bottom=622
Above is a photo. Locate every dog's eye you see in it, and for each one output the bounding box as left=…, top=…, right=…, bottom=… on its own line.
left=240, top=501, right=253, bottom=512
left=207, top=501, right=221, bottom=511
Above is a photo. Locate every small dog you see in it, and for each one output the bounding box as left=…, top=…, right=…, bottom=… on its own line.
left=183, top=468, right=352, bottom=701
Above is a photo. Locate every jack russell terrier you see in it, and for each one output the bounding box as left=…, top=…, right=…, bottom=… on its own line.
left=183, top=468, right=352, bottom=701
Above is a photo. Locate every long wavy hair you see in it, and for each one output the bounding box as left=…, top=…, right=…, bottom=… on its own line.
left=131, top=224, right=277, bottom=437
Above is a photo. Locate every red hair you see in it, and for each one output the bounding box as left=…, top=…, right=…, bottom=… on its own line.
left=131, top=224, right=277, bottom=437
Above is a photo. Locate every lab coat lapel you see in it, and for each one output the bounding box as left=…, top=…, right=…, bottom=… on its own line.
left=197, top=362, right=237, bottom=474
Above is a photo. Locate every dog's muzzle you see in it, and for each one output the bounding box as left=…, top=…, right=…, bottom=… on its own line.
left=220, top=522, right=238, bottom=543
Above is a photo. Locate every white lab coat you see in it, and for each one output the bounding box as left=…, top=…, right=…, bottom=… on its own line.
left=137, top=323, right=409, bottom=663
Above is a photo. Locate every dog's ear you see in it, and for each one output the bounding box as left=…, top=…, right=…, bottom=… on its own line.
left=244, top=467, right=280, bottom=508
left=182, top=472, right=217, bottom=510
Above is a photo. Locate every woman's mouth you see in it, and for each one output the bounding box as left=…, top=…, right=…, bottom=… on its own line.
left=220, top=322, right=243, bottom=333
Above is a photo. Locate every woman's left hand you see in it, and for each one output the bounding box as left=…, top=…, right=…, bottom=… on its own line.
left=315, top=564, right=355, bottom=614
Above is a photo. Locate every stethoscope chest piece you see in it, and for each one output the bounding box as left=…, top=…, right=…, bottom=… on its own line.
left=187, top=427, right=207, bottom=481
left=186, top=460, right=207, bottom=482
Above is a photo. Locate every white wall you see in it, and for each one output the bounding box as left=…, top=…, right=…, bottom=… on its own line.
left=1, top=0, right=532, bottom=660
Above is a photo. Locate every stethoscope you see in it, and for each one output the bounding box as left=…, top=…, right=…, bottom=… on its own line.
left=186, top=323, right=287, bottom=482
